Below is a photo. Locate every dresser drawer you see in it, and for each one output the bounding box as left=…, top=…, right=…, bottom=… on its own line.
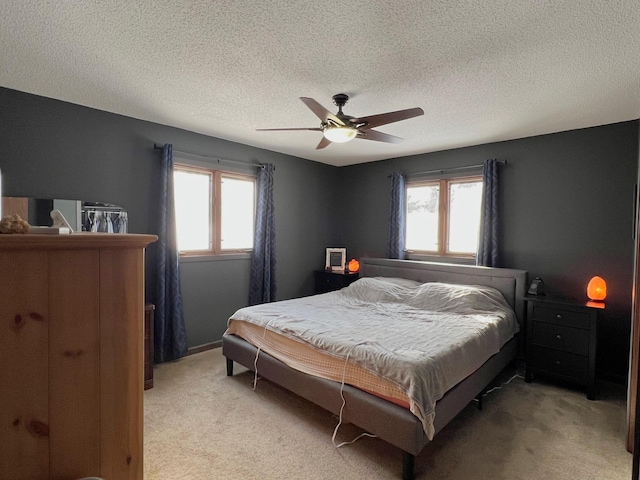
left=531, top=321, right=589, bottom=355
left=530, top=346, right=589, bottom=382
left=531, top=305, right=590, bottom=328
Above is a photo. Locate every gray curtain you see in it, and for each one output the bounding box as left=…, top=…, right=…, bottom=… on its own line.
left=155, top=144, right=188, bottom=363
left=249, top=163, right=276, bottom=305
left=476, top=159, right=500, bottom=267
left=387, top=172, right=406, bottom=260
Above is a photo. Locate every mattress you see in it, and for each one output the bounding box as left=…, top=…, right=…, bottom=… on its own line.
left=226, top=319, right=410, bottom=407
left=226, top=277, right=519, bottom=439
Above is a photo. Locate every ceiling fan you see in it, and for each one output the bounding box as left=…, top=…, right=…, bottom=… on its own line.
left=257, top=94, right=424, bottom=150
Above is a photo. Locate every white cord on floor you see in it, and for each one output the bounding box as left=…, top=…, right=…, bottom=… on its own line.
left=331, top=343, right=377, bottom=449
left=251, top=333, right=377, bottom=448
left=473, top=372, right=523, bottom=402
left=251, top=319, right=276, bottom=391
left=251, top=346, right=262, bottom=391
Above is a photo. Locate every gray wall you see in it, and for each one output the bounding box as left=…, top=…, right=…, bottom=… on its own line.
left=336, top=120, right=640, bottom=379
left=3, top=86, right=638, bottom=379
left=0, top=87, right=338, bottom=349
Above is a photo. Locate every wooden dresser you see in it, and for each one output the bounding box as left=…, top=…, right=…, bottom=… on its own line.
left=0, top=233, right=156, bottom=480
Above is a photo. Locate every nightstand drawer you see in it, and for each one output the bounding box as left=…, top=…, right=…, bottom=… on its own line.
left=531, top=322, right=589, bottom=355
left=316, top=274, right=343, bottom=293
left=531, top=305, right=590, bottom=328
left=314, top=271, right=359, bottom=294
left=530, top=346, right=589, bottom=382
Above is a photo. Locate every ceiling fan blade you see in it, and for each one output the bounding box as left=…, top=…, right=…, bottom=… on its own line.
left=300, top=97, right=345, bottom=126
left=315, top=136, right=332, bottom=149
left=256, top=127, right=322, bottom=132
left=356, top=129, right=403, bottom=144
left=352, top=107, right=424, bottom=130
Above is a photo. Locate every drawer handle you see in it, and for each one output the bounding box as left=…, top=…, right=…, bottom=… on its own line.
left=556, top=314, right=563, bottom=319
left=556, top=334, right=562, bottom=340
left=555, top=360, right=561, bottom=365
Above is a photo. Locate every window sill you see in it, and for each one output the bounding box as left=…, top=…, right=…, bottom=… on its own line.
left=179, top=252, right=252, bottom=263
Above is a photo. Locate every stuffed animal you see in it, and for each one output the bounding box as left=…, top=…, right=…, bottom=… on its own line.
left=0, top=214, right=30, bottom=234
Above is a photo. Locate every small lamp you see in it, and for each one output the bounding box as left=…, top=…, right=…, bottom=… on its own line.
left=348, top=258, right=360, bottom=273
left=587, top=276, right=607, bottom=302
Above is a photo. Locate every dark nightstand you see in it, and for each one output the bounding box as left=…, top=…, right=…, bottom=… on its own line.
left=524, top=295, right=602, bottom=400
left=315, top=270, right=359, bottom=294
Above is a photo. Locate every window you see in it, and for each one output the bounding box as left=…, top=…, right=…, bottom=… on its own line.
left=174, top=164, right=256, bottom=255
left=406, top=176, right=483, bottom=257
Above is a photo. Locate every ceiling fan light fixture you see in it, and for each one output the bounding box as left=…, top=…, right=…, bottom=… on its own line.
left=258, top=95, right=424, bottom=150
left=323, top=126, right=357, bottom=143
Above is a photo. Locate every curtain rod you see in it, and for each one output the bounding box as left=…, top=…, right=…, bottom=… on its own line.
left=388, top=160, right=506, bottom=178
left=153, top=144, right=266, bottom=170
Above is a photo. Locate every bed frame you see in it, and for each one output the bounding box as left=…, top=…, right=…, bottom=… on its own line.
left=223, top=258, right=527, bottom=479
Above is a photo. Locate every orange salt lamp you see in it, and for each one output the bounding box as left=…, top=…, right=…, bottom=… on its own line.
left=348, top=259, right=360, bottom=273
left=587, top=276, right=607, bottom=301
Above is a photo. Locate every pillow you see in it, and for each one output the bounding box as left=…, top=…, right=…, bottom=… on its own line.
left=340, top=276, right=417, bottom=303
left=407, top=282, right=514, bottom=316
left=369, top=276, right=421, bottom=288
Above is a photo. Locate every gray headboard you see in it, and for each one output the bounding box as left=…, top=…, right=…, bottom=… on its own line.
left=360, top=258, right=528, bottom=327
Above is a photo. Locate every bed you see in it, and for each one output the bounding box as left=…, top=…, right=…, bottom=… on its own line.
left=223, top=258, right=527, bottom=479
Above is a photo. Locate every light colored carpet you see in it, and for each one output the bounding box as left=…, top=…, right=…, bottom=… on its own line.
left=144, top=348, right=631, bottom=479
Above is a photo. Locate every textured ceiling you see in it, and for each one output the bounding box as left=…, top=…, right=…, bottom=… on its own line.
left=0, top=1, right=638, bottom=167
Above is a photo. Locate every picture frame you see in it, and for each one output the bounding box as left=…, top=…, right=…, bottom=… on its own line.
left=325, top=248, right=346, bottom=272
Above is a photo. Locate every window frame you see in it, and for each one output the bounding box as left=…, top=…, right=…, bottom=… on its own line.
left=405, top=175, right=483, bottom=258
left=174, top=163, right=257, bottom=257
